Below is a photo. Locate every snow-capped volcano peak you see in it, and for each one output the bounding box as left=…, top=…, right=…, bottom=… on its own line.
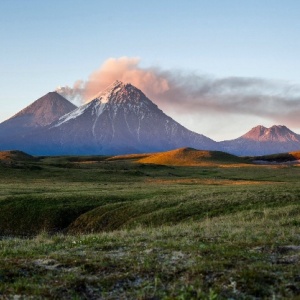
left=47, top=80, right=217, bottom=155
left=91, top=80, right=125, bottom=104
left=53, top=80, right=158, bottom=128
left=89, top=80, right=155, bottom=108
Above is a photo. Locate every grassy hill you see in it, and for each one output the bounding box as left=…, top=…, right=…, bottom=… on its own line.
left=0, top=150, right=36, bottom=162
left=1, top=149, right=300, bottom=298
left=109, top=147, right=247, bottom=166
left=0, top=150, right=38, bottom=169
left=255, top=150, right=300, bottom=163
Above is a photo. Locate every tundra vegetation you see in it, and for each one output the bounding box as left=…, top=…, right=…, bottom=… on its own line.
left=0, top=149, right=300, bottom=299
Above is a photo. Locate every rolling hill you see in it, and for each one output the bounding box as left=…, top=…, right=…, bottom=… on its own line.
left=109, top=147, right=246, bottom=166
left=0, top=150, right=35, bottom=162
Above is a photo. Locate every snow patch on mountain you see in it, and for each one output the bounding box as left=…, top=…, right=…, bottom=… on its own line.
left=91, top=80, right=124, bottom=103
left=53, top=103, right=91, bottom=127
left=92, top=101, right=106, bottom=138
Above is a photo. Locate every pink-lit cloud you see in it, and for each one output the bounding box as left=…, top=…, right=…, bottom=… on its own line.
left=56, top=56, right=300, bottom=128
left=57, top=57, right=170, bottom=103
left=84, top=57, right=170, bottom=100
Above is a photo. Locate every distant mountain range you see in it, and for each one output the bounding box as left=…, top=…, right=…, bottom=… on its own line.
left=220, top=125, right=300, bottom=156
left=0, top=80, right=300, bottom=156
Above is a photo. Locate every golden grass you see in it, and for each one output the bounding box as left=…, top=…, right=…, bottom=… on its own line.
left=136, top=147, right=244, bottom=166
left=110, top=148, right=300, bottom=168
left=289, top=151, right=300, bottom=160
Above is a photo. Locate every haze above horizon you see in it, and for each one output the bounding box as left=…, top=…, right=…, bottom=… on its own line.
left=1, top=0, right=300, bottom=141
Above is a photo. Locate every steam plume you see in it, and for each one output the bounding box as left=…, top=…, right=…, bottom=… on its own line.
left=56, top=56, right=300, bottom=129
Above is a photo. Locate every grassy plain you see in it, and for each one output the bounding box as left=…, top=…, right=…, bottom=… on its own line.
left=0, top=149, right=300, bottom=299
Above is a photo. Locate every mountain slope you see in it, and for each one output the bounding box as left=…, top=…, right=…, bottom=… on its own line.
left=221, top=125, right=300, bottom=155
left=36, top=80, right=218, bottom=155
left=0, top=92, right=77, bottom=138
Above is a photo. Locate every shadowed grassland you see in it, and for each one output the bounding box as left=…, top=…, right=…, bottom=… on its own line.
left=0, top=150, right=300, bottom=298
left=254, top=150, right=300, bottom=163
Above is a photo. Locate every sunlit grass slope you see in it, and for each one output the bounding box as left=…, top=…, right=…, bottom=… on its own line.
left=110, top=147, right=247, bottom=166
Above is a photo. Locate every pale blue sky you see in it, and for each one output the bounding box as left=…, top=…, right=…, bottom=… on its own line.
left=1, top=0, right=300, bottom=139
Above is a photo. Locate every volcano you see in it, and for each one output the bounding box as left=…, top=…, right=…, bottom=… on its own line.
left=43, top=80, right=218, bottom=155
left=220, top=125, right=300, bottom=155
left=0, top=92, right=77, bottom=139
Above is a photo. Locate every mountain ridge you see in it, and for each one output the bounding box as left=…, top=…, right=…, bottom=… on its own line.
left=241, top=125, right=300, bottom=142
left=9, top=91, right=77, bottom=127
left=45, top=80, right=218, bottom=155
left=220, top=125, right=300, bottom=155
left=1, top=81, right=300, bottom=156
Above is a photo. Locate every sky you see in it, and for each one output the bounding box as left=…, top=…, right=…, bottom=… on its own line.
left=1, top=0, right=300, bottom=140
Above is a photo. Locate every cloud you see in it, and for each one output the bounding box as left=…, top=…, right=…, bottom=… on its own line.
left=57, top=57, right=169, bottom=103
left=56, top=56, right=300, bottom=128
left=56, top=80, right=85, bottom=104
left=84, top=57, right=170, bottom=100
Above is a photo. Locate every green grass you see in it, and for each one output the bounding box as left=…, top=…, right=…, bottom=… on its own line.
left=0, top=154, right=300, bottom=298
